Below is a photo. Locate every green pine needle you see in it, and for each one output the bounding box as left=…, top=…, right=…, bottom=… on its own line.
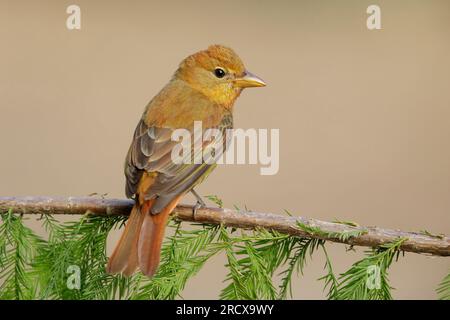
left=0, top=207, right=442, bottom=300
left=134, top=222, right=223, bottom=300
left=436, top=272, right=450, bottom=300
left=318, top=244, right=339, bottom=299
left=296, top=221, right=367, bottom=242
left=0, top=210, right=45, bottom=299
left=205, top=195, right=224, bottom=208
left=332, top=238, right=407, bottom=300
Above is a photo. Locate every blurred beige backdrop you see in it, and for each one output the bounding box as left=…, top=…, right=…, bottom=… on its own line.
left=1, top=0, right=449, bottom=299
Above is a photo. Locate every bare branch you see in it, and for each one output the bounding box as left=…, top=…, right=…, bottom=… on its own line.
left=0, top=196, right=448, bottom=257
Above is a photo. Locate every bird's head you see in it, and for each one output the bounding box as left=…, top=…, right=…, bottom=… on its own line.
left=175, top=45, right=266, bottom=107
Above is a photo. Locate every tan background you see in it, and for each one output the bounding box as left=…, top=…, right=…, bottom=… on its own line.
left=1, top=0, right=449, bottom=299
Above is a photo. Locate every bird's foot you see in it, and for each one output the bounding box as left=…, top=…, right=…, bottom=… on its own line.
left=191, top=189, right=206, bottom=220
left=192, top=200, right=206, bottom=220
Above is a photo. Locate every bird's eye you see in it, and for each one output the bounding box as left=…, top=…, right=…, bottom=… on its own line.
left=214, top=68, right=226, bottom=78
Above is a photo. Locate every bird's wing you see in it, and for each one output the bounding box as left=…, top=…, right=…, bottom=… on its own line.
left=125, top=119, right=180, bottom=198
left=125, top=117, right=231, bottom=213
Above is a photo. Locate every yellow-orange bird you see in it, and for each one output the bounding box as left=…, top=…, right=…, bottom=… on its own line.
left=107, top=45, right=266, bottom=277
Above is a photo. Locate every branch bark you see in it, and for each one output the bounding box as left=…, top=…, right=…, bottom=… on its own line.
left=0, top=196, right=449, bottom=257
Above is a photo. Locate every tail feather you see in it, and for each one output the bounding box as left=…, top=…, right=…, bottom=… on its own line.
left=138, top=195, right=182, bottom=277
left=107, top=196, right=181, bottom=277
left=106, top=199, right=153, bottom=275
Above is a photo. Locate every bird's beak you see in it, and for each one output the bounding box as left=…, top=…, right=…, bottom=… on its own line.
left=234, top=71, right=266, bottom=88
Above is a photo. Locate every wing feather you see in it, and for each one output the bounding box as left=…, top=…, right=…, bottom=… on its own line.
left=125, top=114, right=233, bottom=212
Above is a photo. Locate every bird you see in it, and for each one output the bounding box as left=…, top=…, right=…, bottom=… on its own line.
left=106, top=45, right=266, bottom=277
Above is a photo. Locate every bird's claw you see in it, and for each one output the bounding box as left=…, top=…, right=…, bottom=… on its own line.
left=192, top=200, right=205, bottom=220
left=190, top=189, right=206, bottom=219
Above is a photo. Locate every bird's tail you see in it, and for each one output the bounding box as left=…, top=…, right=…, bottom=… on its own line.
left=106, top=196, right=181, bottom=277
